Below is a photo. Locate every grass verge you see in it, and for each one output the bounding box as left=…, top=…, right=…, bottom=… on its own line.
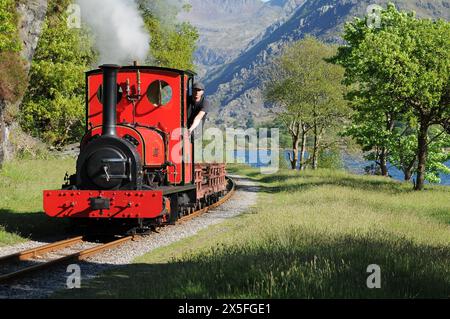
left=56, top=165, right=449, bottom=298
left=0, top=158, right=75, bottom=245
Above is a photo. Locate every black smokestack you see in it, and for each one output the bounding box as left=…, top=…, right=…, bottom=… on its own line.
left=99, top=64, right=121, bottom=136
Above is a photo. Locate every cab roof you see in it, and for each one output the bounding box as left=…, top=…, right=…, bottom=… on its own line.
left=86, top=65, right=196, bottom=77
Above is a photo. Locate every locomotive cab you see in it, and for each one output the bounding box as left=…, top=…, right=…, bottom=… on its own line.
left=81, top=64, right=195, bottom=188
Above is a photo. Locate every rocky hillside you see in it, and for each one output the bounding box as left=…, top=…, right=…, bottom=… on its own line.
left=0, top=0, right=48, bottom=165
left=186, top=0, right=450, bottom=128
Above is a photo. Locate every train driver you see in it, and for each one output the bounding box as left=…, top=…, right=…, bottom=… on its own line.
left=188, top=82, right=210, bottom=135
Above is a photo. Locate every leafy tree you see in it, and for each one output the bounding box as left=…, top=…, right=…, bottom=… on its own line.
left=342, top=96, right=407, bottom=177
left=424, top=129, right=450, bottom=184
left=264, top=69, right=310, bottom=170
left=387, top=122, right=450, bottom=184
left=264, top=37, right=348, bottom=170
left=139, top=0, right=198, bottom=70
left=333, top=3, right=450, bottom=190
left=388, top=122, right=417, bottom=181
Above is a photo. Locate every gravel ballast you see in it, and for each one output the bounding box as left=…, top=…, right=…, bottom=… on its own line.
left=0, top=175, right=258, bottom=299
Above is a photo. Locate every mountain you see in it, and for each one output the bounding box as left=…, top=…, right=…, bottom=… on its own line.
left=178, top=0, right=306, bottom=78
left=181, top=0, right=450, bottom=128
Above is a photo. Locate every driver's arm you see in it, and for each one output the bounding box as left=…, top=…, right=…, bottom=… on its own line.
left=188, top=111, right=206, bottom=135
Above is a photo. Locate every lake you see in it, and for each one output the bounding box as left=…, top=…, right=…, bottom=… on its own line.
left=230, top=150, right=450, bottom=186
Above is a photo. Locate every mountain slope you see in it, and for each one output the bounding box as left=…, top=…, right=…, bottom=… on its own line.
left=200, top=0, right=450, bottom=127
left=178, top=0, right=306, bottom=78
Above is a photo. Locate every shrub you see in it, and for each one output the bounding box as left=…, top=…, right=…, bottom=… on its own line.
left=0, top=51, right=27, bottom=104
left=0, top=0, right=27, bottom=105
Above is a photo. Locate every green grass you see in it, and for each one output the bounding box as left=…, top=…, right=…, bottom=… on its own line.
left=0, top=158, right=76, bottom=245
left=56, top=165, right=450, bottom=299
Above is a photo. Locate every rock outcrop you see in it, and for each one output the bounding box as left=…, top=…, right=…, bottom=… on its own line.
left=0, top=0, right=48, bottom=165
left=17, top=0, right=48, bottom=72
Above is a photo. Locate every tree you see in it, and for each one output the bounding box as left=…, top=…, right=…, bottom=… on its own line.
left=139, top=0, right=199, bottom=70
left=424, top=129, right=450, bottom=184
left=341, top=90, right=406, bottom=177
left=388, top=121, right=417, bottom=181
left=264, top=37, right=348, bottom=170
left=387, top=122, right=450, bottom=184
left=264, top=62, right=310, bottom=170
left=333, top=3, right=450, bottom=190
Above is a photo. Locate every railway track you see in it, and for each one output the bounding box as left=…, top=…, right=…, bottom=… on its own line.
left=177, top=177, right=236, bottom=223
left=0, top=236, right=134, bottom=284
left=0, top=177, right=236, bottom=284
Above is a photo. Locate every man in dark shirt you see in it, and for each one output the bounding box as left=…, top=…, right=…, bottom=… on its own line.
left=188, top=82, right=210, bottom=135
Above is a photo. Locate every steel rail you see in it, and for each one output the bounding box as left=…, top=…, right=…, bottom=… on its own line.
left=0, top=236, right=133, bottom=283
left=0, top=236, right=84, bottom=263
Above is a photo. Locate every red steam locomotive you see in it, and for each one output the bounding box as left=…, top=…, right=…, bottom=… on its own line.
left=43, top=64, right=228, bottom=230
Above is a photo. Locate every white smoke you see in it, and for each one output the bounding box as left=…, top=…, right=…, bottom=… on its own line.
left=77, top=0, right=151, bottom=65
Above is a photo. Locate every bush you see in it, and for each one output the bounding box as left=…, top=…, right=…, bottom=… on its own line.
left=21, top=92, right=85, bottom=145
left=318, top=148, right=343, bottom=170
left=0, top=0, right=27, bottom=105
left=0, top=51, right=27, bottom=104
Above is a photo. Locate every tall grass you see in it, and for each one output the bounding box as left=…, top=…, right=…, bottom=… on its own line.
left=57, top=166, right=450, bottom=299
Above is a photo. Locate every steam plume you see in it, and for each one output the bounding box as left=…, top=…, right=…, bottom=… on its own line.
left=77, top=0, right=151, bottom=65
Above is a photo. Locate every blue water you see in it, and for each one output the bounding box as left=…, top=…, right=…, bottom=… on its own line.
left=230, top=150, right=450, bottom=186
left=341, top=154, right=450, bottom=186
